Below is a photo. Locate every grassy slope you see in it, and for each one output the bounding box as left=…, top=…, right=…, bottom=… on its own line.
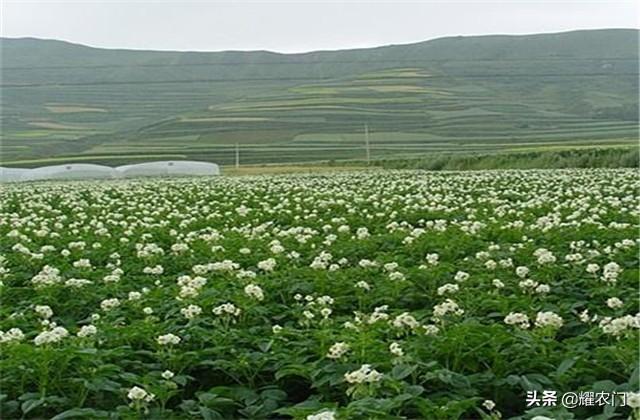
left=1, top=29, right=638, bottom=166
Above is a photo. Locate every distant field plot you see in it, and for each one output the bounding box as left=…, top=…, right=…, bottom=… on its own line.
left=1, top=30, right=638, bottom=166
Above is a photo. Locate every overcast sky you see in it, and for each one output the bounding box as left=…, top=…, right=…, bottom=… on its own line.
left=1, top=0, right=638, bottom=53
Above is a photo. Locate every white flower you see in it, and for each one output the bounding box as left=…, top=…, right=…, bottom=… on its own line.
left=515, top=266, right=529, bottom=278
left=519, top=278, right=539, bottom=292
left=504, top=312, right=530, bottom=329
left=422, top=324, right=440, bottom=335
left=433, top=299, right=464, bottom=319
left=344, top=364, right=383, bottom=384
left=437, top=283, right=459, bottom=296
left=272, top=325, right=283, bottom=334
left=425, top=253, right=439, bottom=265
left=389, top=271, right=405, bottom=281
left=35, top=305, right=53, bottom=319
left=161, top=370, right=175, bottom=380
left=483, top=399, right=496, bottom=411
left=601, top=262, right=622, bottom=284
left=586, top=263, right=600, bottom=274
left=180, top=304, right=202, bottom=319
left=355, top=281, right=370, bottom=291
left=100, top=298, right=120, bottom=311
left=492, top=279, right=505, bottom=289
left=535, top=311, right=563, bottom=329
left=127, top=386, right=155, bottom=403
left=244, top=284, right=264, bottom=301
left=65, top=278, right=93, bottom=288
left=171, top=243, right=189, bottom=254
left=606, top=297, right=623, bottom=309
left=0, top=328, right=25, bottom=344
left=143, top=265, right=164, bottom=275
left=392, top=312, right=420, bottom=329
left=626, top=391, right=640, bottom=408
left=326, top=342, right=350, bottom=359
left=306, top=410, right=336, bottom=420
left=73, top=259, right=92, bottom=268
left=320, top=308, right=333, bottom=318
left=389, top=342, right=404, bottom=357
left=599, top=314, right=638, bottom=336
left=34, top=326, right=69, bottom=346
left=257, top=258, right=276, bottom=272
left=156, top=333, right=181, bottom=345
left=535, top=284, right=550, bottom=294
left=128, top=291, right=142, bottom=301
left=77, top=325, right=97, bottom=338
left=143, top=307, right=154, bottom=315
left=454, top=271, right=469, bottom=282
left=212, top=302, right=241, bottom=317
left=578, top=309, right=591, bottom=323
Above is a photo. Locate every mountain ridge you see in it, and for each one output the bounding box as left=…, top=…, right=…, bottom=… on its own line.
left=2, top=27, right=638, bottom=56
left=1, top=28, right=638, bottom=166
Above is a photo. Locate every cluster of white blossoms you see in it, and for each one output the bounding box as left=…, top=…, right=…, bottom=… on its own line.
left=127, top=386, right=155, bottom=403
left=534, top=311, right=564, bottom=329
left=156, top=333, right=181, bottom=346
left=244, top=284, right=264, bottom=301
left=326, top=342, right=350, bottom=359
left=344, top=364, right=383, bottom=384
left=176, top=275, right=207, bottom=300
left=433, top=299, right=464, bottom=319
left=100, top=298, right=120, bottom=312
left=180, top=304, right=202, bottom=319
left=389, top=342, right=404, bottom=357
left=601, top=262, right=622, bottom=284
left=257, top=258, right=277, bottom=272
left=77, top=325, right=98, bottom=338
left=35, top=305, right=54, bottom=319
left=454, top=271, right=470, bottom=283
left=606, top=297, right=624, bottom=309
left=143, top=265, right=164, bottom=275
left=391, top=312, right=420, bottom=330
left=212, top=302, right=241, bottom=317
left=533, top=248, right=556, bottom=264
left=437, top=283, right=459, bottom=296
left=34, top=326, right=69, bottom=345
left=0, top=328, right=25, bottom=344
left=504, top=312, right=531, bottom=329
left=598, top=314, right=640, bottom=336
left=306, top=410, right=336, bottom=420
left=30, top=265, right=62, bottom=287
left=296, top=294, right=334, bottom=322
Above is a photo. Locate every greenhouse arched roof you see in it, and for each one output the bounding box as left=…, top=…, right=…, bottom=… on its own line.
left=0, top=161, right=221, bottom=183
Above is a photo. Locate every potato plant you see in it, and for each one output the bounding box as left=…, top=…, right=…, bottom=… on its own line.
left=1, top=169, right=638, bottom=419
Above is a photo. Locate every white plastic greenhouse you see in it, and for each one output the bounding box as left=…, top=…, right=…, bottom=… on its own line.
left=0, top=167, right=31, bottom=183
left=0, top=161, right=221, bottom=183
left=115, top=161, right=220, bottom=178
left=22, top=164, right=117, bottom=182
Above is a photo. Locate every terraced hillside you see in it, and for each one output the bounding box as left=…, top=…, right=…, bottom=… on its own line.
left=1, top=29, right=638, bottom=166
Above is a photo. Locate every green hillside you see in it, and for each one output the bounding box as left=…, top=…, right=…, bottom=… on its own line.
left=1, top=29, right=638, bottom=166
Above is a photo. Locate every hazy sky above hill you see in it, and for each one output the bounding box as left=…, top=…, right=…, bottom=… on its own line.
left=2, top=0, right=638, bottom=53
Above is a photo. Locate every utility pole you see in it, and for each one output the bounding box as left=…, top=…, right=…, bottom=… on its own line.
left=235, top=143, right=240, bottom=169
left=364, top=123, right=371, bottom=164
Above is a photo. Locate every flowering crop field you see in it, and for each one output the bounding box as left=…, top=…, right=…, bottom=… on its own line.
left=1, top=169, right=639, bottom=420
